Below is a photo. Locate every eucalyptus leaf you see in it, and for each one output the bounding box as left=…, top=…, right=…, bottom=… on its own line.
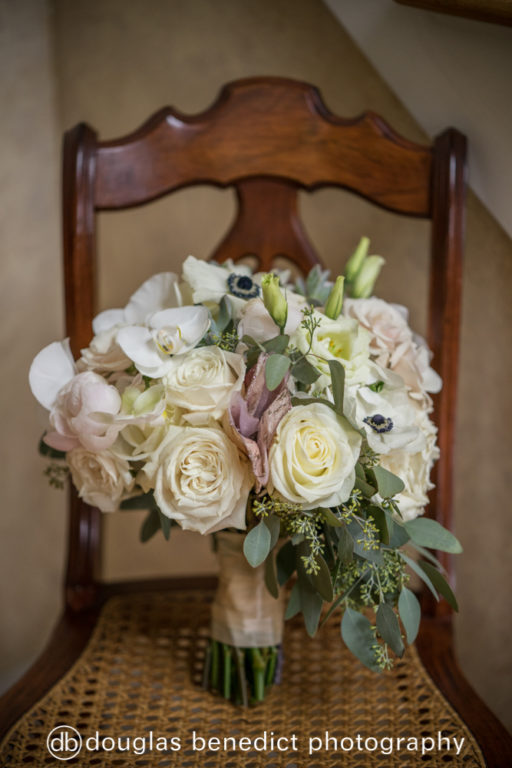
left=285, top=581, right=301, bottom=619
left=320, top=507, right=343, bottom=527
left=216, top=296, right=232, bottom=333
left=368, top=505, right=390, bottom=544
left=419, top=561, right=459, bottom=611
left=354, top=474, right=377, bottom=498
left=399, top=551, right=439, bottom=601
left=290, top=396, right=334, bottom=411
left=376, top=603, right=404, bottom=657
left=307, top=554, right=334, bottom=603
left=408, top=541, right=446, bottom=571
left=299, top=577, right=323, bottom=637
left=263, top=514, right=281, bottom=550
left=264, top=554, right=279, bottom=599
left=120, top=492, right=156, bottom=510
left=368, top=466, right=405, bottom=498
left=139, top=508, right=161, bottom=543
left=243, top=520, right=271, bottom=567
left=276, top=540, right=296, bottom=585
left=336, top=525, right=354, bottom=564
left=328, top=360, right=345, bottom=416
left=404, top=518, right=463, bottom=554
left=398, top=586, right=421, bottom=644
left=158, top=511, right=172, bottom=541
left=341, top=607, right=380, bottom=671
left=262, top=334, right=289, bottom=354
left=384, top=519, right=410, bottom=549
left=292, top=357, right=320, bottom=385
left=265, top=354, right=291, bottom=391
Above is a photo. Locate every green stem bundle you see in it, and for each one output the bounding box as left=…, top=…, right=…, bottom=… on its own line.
left=203, top=639, right=280, bottom=705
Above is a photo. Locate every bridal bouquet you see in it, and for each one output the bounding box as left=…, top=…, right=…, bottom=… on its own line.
left=30, top=238, right=461, bottom=705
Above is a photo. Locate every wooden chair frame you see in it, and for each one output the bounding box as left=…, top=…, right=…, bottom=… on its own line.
left=2, top=77, right=510, bottom=763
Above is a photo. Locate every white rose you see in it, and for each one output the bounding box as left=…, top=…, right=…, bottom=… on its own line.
left=380, top=409, right=439, bottom=521
left=78, top=328, right=132, bottom=372
left=149, top=425, right=252, bottom=534
left=163, top=346, right=245, bottom=422
left=291, top=311, right=371, bottom=391
left=269, top=402, right=362, bottom=509
left=67, top=449, right=134, bottom=512
left=238, top=294, right=306, bottom=343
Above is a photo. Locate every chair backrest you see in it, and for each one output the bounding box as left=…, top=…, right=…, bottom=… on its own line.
left=62, top=76, right=466, bottom=616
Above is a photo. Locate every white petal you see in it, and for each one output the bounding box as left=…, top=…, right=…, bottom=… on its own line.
left=92, top=308, right=126, bottom=335
left=117, top=326, right=165, bottom=375
left=182, top=255, right=229, bottom=303
left=29, top=339, right=76, bottom=410
left=124, top=272, right=181, bottom=324
left=150, top=305, right=210, bottom=345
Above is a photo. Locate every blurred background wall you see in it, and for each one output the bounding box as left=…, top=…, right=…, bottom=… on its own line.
left=1, top=0, right=511, bottom=731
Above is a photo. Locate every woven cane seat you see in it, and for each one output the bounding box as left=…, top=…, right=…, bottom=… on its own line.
left=0, top=590, right=485, bottom=767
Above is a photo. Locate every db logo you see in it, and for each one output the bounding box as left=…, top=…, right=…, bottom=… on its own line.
left=46, top=725, right=83, bottom=760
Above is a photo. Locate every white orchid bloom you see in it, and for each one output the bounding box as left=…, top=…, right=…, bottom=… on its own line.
left=29, top=339, right=76, bottom=410
left=93, top=272, right=185, bottom=334
left=116, top=305, right=210, bottom=378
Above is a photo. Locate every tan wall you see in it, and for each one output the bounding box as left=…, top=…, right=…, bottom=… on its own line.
left=0, top=0, right=66, bottom=692
left=2, top=0, right=510, bottom=732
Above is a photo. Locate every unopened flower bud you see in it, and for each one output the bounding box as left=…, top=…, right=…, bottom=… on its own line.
left=345, top=237, right=370, bottom=282
left=261, top=274, right=288, bottom=332
left=324, top=276, right=345, bottom=319
left=351, top=255, right=385, bottom=298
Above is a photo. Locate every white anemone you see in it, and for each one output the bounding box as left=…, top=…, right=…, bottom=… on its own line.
left=116, top=305, right=210, bottom=378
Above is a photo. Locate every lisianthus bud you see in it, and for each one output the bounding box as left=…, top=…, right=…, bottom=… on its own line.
left=351, top=255, right=385, bottom=299
left=345, top=236, right=370, bottom=282
left=261, top=274, right=288, bottom=332
left=324, top=276, right=345, bottom=319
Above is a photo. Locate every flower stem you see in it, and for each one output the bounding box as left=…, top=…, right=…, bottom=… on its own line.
left=222, top=643, right=232, bottom=699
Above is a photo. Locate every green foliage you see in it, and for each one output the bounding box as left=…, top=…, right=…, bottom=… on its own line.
left=43, top=462, right=69, bottom=489
left=376, top=603, right=404, bottom=657
left=295, top=265, right=332, bottom=306
left=243, top=519, right=271, bottom=567
left=368, top=465, right=405, bottom=498
left=404, top=517, right=463, bottom=554
left=419, top=561, right=459, bottom=611
left=341, top=607, right=380, bottom=672
left=265, top=354, right=291, bottom=391
left=328, top=359, right=345, bottom=416
left=398, top=586, right=421, bottom=644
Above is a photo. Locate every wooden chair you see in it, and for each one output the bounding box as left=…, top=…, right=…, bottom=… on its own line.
left=1, top=77, right=510, bottom=765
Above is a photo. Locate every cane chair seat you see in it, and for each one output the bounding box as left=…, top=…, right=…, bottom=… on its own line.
left=0, top=588, right=486, bottom=767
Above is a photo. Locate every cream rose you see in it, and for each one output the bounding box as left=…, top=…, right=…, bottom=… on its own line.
left=78, top=327, right=132, bottom=373
left=148, top=425, right=252, bottom=534
left=67, top=449, right=134, bottom=512
left=269, top=402, right=362, bottom=509
left=163, top=346, right=245, bottom=422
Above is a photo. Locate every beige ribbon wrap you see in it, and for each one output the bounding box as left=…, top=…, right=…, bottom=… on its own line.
left=210, top=531, right=286, bottom=647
